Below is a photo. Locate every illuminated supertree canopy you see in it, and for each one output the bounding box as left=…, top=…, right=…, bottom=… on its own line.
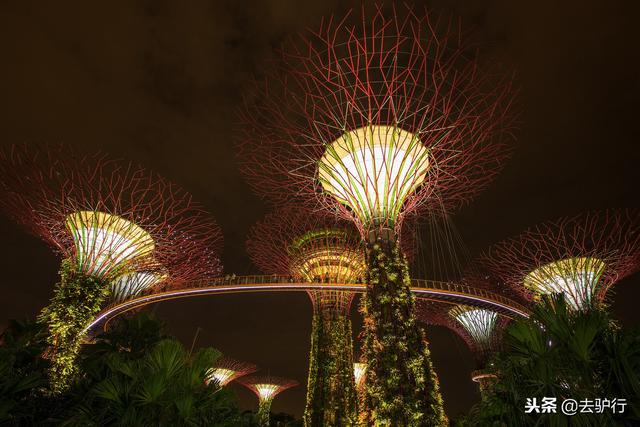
left=206, top=357, right=257, bottom=387
left=238, top=375, right=299, bottom=427
left=417, top=299, right=508, bottom=396
left=238, top=8, right=517, bottom=236
left=0, top=144, right=223, bottom=393
left=247, top=208, right=363, bottom=425
left=238, top=4, right=516, bottom=423
left=480, top=209, right=640, bottom=310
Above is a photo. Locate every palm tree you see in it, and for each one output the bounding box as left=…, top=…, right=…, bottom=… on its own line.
left=57, top=314, right=241, bottom=426
left=464, top=295, right=640, bottom=426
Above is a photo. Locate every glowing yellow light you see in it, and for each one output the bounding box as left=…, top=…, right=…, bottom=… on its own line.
left=353, top=362, right=366, bottom=387
left=289, top=230, right=365, bottom=283
left=523, top=257, right=606, bottom=310
left=255, top=383, right=280, bottom=401
left=207, top=368, right=236, bottom=386
left=318, top=125, right=430, bottom=226
left=292, top=248, right=365, bottom=283
left=110, top=269, right=167, bottom=303
left=450, top=305, right=498, bottom=346
left=65, top=211, right=155, bottom=277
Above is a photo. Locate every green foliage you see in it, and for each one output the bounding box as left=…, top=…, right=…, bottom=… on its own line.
left=259, top=399, right=273, bottom=427
left=57, top=313, right=240, bottom=426
left=464, top=295, right=640, bottom=426
left=61, top=339, right=240, bottom=426
left=38, top=259, right=111, bottom=394
left=0, top=313, right=243, bottom=426
left=361, top=238, right=447, bottom=426
left=0, top=319, right=49, bottom=424
left=304, top=311, right=357, bottom=426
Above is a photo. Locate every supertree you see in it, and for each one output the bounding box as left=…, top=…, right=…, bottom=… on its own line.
left=353, top=360, right=367, bottom=425
left=353, top=362, right=366, bottom=390
left=0, top=144, right=222, bottom=393
left=417, top=299, right=509, bottom=399
left=247, top=208, right=365, bottom=426
left=237, top=4, right=517, bottom=423
left=480, top=209, right=640, bottom=311
left=238, top=374, right=299, bottom=427
left=206, top=356, right=257, bottom=387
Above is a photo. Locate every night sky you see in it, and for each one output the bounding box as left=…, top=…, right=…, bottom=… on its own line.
left=1, top=0, right=639, bottom=419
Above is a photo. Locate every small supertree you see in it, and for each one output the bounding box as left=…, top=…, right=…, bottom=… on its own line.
left=418, top=299, right=508, bottom=400
left=247, top=208, right=364, bottom=426
left=206, top=357, right=257, bottom=387
left=480, top=209, right=640, bottom=311
left=353, top=362, right=366, bottom=390
left=0, top=144, right=222, bottom=393
left=353, top=360, right=367, bottom=425
left=238, top=4, right=517, bottom=424
left=238, top=375, right=299, bottom=427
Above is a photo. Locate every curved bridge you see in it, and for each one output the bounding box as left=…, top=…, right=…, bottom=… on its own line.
left=87, top=275, right=529, bottom=333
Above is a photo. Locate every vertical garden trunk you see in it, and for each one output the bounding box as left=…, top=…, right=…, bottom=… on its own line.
left=38, top=259, right=110, bottom=394
left=258, top=399, right=273, bottom=427
left=304, top=296, right=357, bottom=426
left=361, top=235, right=447, bottom=426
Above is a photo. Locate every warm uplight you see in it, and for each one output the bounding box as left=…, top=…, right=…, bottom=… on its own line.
left=471, top=370, right=497, bottom=383
left=110, top=270, right=166, bottom=303
left=450, top=305, right=498, bottom=346
left=523, top=257, right=606, bottom=309
left=207, top=368, right=236, bottom=386
left=289, top=229, right=365, bottom=283
left=353, top=362, right=366, bottom=387
left=255, top=383, right=280, bottom=401
left=292, top=248, right=365, bottom=282
left=66, top=211, right=155, bottom=277
left=318, top=125, right=430, bottom=227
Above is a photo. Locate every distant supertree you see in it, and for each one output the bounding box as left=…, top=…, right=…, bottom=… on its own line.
left=417, top=299, right=508, bottom=398
left=247, top=208, right=364, bottom=426
left=238, top=375, right=299, bottom=427
left=480, top=210, right=640, bottom=311
left=0, top=144, right=222, bottom=393
left=353, top=360, right=367, bottom=425
left=353, top=362, right=366, bottom=389
left=238, top=4, right=517, bottom=423
left=206, top=357, right=257, bottom=387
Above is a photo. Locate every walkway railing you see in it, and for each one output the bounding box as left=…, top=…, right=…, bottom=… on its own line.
left=87, top=275, right=529, bottom=334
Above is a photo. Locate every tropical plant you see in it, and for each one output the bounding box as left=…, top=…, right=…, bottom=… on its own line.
left=0, top=319, right=49, bottom=424
left=463, top=295, right=640, bottom=426
left=58, top=314, right=240, bottom=426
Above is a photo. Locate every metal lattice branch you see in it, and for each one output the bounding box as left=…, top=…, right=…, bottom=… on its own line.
left=238, top=4, right=518, bottom=235
left=0, top=144, right=223, bottom=298
left=479, top=209, right=640, bottom=309
left=247, top=207, right=364, bottom=314
left=206, top=357, right=258, bottom=386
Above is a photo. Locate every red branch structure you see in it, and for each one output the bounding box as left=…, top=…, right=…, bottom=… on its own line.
left=206, top=357, right=257, bottom=387
left=247, top=208, right=366, bottom=314
left=480, top=209, right=640, bottom=310
left=238, top=374, right=299, bottom=403
left=237, top=4, right=518, bottom=235
left=247, top=207, right=418, bottom=312
left=0, top=144, right=223, bottom=300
